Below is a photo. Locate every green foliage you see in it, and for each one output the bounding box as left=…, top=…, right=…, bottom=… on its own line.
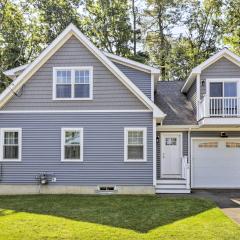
left=223, top=0, right=240, bottom=54
left=144, top=0, right=184, bottom=80
left=30, top=0, right=83, bottom=44
left=85, top=0, right=132, bottom=56
left=0, top=0, right=240, bottom=86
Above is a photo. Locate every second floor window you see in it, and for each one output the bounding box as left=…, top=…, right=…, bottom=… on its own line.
left=53, top=67, right=93, bottom=100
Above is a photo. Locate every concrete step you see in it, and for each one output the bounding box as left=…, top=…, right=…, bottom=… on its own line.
left=156, top=188, right=191, bottom=194
left=157, top=179, right=186, bottom=185
left=156, top=184, right=188, bottom=189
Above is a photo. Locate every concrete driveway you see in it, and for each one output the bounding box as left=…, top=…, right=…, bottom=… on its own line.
left=192, top=190, right=240, bottom=224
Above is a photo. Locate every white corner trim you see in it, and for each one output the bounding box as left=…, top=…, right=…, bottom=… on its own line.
left=0, top=24, right=165, bottom=118
left=124, top=127, right=147, bottom=162
left=151, top=73, right=154, bottom=101
left=181, top=49, right=240, bottom=93
left=61, top=128, right=83, bottom=162
left=0, top=128, right=22, bottom=162
left=52, top=66, right=93, bottom=100
left=104, top=52, right=160, bottom=74
left=153, top=118, right=157, bottom=186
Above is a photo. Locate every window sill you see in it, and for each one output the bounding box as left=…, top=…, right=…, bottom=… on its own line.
left=53, top=98, right=93, bottom=101
left=124, top=159, right=147, bottom=162
left=61, top=160, right=83, bottom=162
left=0, top=159, right=21, bottom=162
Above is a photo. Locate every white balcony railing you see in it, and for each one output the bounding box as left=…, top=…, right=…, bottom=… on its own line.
left=199, top=96, right=240, bottom=119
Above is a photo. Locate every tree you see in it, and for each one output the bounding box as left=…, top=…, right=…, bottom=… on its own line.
left=30, top=0, right=83, bottom=44
left=84, top=0, right=132, bottom=56
left=223, top=0, right=240, bottom=54
left=144, top=0, right=184, bottom=80
left=0, top=0, right=41, bottom=89
left=164, top=0, right=223, bottom=81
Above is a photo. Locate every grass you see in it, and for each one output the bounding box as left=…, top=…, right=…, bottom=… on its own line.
left=0, top=195, right=239, bottom=240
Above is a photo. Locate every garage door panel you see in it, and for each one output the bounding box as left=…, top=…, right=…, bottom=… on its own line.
left=192, top=138, right=240, bottom=188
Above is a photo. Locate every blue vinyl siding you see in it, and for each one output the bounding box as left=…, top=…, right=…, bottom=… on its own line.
left=114, top=62, right=152, bottom=99
left=0, top=112, right=153, bottom=186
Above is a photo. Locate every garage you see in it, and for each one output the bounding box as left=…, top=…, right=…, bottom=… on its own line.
left=192, top=138, right=240, bottom=188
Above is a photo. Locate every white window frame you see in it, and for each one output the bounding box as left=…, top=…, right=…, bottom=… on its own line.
left=206, top=78, right=240, bottom=97
left=124, top=127, right=147, bottom=162
left=53, top=67, right=93, bottom=100
left=61, top=128, right=83, bottom=162
left=0, top=128, right=22, bottom=162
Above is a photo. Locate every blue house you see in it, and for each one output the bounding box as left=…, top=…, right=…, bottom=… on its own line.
left=1, top=24, right=240, bottom=194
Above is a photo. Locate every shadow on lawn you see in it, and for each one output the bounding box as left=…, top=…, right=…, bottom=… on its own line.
left=0, top=194, right=215, bottom=233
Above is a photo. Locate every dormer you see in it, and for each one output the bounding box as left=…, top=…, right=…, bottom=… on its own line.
left=182, top=49, right=240, bottom=126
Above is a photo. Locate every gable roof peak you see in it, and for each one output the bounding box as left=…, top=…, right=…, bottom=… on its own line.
left=0, top=23, right=165, bottom=119
left=182, top=48, right=240, bottom=93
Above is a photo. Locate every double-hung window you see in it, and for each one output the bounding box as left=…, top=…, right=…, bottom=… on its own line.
left=61, top=128, right=83, bottom=162
left=124, top=128, right=147, bottom=162
left=0, top=128, right=22, bottom=161
left=53, top=67, right=93, bottom=100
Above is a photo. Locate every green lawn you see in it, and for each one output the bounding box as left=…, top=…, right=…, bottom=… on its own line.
left=0, top=195, right=239, bottom=240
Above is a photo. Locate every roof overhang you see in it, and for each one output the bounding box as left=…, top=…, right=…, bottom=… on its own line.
left=1, top=24, right=165, bottom=119
left=181, top=48, right=240, bottom=93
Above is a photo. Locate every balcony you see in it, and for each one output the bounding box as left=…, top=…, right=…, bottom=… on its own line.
left=198, top=96, right=240, bottom=125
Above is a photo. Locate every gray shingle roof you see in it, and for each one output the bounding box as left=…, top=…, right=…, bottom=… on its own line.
left=155, top=81, right=197, bottom=125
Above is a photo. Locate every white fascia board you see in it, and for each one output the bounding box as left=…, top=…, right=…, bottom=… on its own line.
left=0, top=24, right=165, bottom=119
left=104, top=52, right=160, bottom=74
left=181, top=49, right=240, bottom=93
left=3, top=64, right=29, bottom=77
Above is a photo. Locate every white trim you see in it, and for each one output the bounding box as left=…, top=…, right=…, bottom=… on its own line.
left=157, top=125, right=240, bottom=131
left=151, top=73, right=154, bottom=101
left=124, top=127, right=147, bottom=162
left=0, top=128, right=22, bottom=162
left=182, top=49, right=240, bottom=93
left=153, top=118, right=157, bottom=186
left=199, top=117, right=240, bottom=125
left=3, top=64, right=29, bottom=79
left=191, top=137, right=240, bottom=189
left=160, top=132, right=183, bottom=178
left=52, top=66, right=93, bottom=100
left=61, top=128, right=83, bottom=162
left=104, top=52, right=160, bottom=74
left=0, top=24, right=165, bottom=119
left=196, top=74, right=200, bottom=120
left=0, top=110, right=152, bottom=113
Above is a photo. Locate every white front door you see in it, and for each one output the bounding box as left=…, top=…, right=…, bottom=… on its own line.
left=161, top=133, right=182, bottom=178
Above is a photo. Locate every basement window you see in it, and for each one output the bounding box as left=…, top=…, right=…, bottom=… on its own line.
left=97, top=186, right=117, bottom=193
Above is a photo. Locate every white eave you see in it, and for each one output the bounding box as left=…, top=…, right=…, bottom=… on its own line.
left=104, top=52, right=160, bottom=74
left=0, top=23, right=165, bottom=119
left=181, top=48, right=240, bottom=93
left=3, top=64, right=29, bottom=80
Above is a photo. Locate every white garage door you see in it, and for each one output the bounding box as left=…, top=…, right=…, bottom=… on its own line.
left=192, top=138, right=240, bottom=188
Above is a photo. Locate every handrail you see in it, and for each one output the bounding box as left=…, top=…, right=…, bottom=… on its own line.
left=199, top=96, right=240, bottom=118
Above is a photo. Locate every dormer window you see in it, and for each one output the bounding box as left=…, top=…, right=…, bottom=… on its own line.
left=53, top=67, right=93, bottom=100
